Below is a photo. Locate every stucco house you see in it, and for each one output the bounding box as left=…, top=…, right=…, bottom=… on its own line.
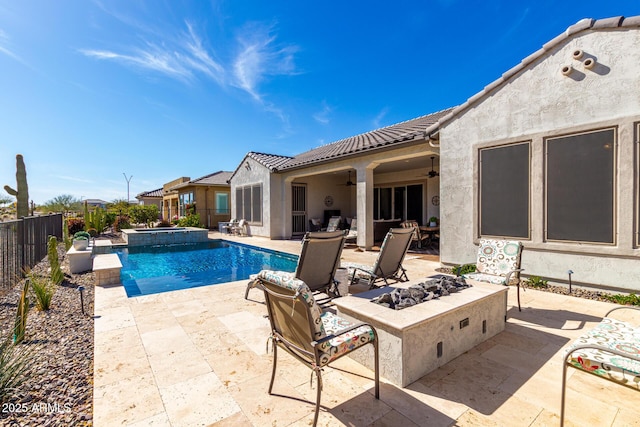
left=229, top=109, right=451, bottom=248
left=161, top=171, right=232, bottom=228
left=432, top=15, right=640, bottom=292
left=229, top=15, right=640, bottom=292
left=135, top=188, right=163, bottom=210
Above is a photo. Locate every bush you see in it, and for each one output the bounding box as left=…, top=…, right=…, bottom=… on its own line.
left=603, top=293, right=640, bottom=306
left=454, top=264, right=476, bottom=275
left=29, top=274, right=54, bottom=311
left=524, top=275, right=548, bottom=288
left=73, top=231, right=91, bottom=240
left=177, top=214, right=203, bottom=228
left=113, top=215, right=132, bottom=231
left=0, top=334, right=34, bottom=404
left=129, top=205, right=159, bottom=227
left=67, top=217, right=85, bottom=235
left=105, top=212, right=117, bottom=228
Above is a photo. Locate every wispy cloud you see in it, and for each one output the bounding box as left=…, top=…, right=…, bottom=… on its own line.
left=53, top=175, right=95, bottom=184
left=232, top=22, right=299, bottom=102
left=80, top=11, right=300, bottom=124
left=313, top=101, right=332, bottom=125
left=372, top=107, right=389, bottom=129
left=80, top=20, right=224, bottom=85
left=0, top=28, right=28, bottom=66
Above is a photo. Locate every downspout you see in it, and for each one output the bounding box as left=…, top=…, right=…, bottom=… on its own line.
left=426, top=131, right=440, bottom=148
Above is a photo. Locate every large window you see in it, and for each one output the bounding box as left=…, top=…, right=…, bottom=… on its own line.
left=373, top=184, right=423, bottom=222
left=235, top=184, right=262, bottom=223
left=546, top=128, right=615, bottom=244
left=215, top=192, right=229, bottom=215
left=479, top=142, right=530, bottom=238
left=179, top=192, right=194, bottom=216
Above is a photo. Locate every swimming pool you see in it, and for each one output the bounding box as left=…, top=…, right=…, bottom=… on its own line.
left=111, top=240, right=298, bottom=297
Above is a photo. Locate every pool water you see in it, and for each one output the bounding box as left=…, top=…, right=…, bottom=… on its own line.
left=112, top=240, right=298, bottom=297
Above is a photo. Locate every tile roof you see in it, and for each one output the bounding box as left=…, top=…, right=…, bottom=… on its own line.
left=425, top=15, right=640, bottom=135
left=136, top=188, right=163, bottom=198
left=189, top=171, right=233, bottom=185
left=243, top=108, right=454, bottom=172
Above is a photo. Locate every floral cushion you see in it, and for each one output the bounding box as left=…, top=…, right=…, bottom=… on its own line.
left=318, top=311, right=376, bottom=365
left=564, top=317, right=640, bottom=390
left=475, top=239, right=521, bottom=277
left=463, top=272, right=508, bottom=285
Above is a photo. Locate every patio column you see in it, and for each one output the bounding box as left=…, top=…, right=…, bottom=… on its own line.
left=355, top=164, right=376, bottom=250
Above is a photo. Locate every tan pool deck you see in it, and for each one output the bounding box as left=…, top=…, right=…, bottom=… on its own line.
left=93, top=232, right=640, bottom=427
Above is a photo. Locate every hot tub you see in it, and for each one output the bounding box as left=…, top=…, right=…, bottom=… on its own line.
left=121, top=227, right=209, bottom=246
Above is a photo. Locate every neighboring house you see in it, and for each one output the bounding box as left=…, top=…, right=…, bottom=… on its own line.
left=84, top=199, right=108, bottom=209
left=229, top=109, right=451, bottom=248
left=428, top=16, right=640, bottom=292
left=135, top=188, right=163, bottom=210
left=162, top=171, right=232, bottom=229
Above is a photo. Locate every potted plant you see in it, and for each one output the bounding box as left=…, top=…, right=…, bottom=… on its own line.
left=73, top=231, right=91, bottom=250
left=429, top=216, right=439, bottom=227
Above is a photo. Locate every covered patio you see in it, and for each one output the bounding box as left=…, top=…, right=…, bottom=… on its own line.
left=93, top=232, right=640, bottom=426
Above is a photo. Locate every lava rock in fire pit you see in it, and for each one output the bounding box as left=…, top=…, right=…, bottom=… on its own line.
left=371, top=276, right=471, bottom=310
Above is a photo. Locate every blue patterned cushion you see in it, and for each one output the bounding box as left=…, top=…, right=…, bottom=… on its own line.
left=564, top=317, right=640, bottom=390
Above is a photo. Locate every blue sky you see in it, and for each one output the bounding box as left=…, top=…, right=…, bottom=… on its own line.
left=1, top=1, right=638, bottom=204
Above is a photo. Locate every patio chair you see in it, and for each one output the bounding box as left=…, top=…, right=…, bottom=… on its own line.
left=231, top=219, right=247, bottom=236
left=344, top=227, right=414, bottom=289
left=400, top=220, right=429, bottom=249
left=326, top=216, right=342, bottom=232
left=344, top=221, right=357, bottom=245
left=462, top=239, right=524, bottom=311
left=244, top=230, right=346, bottom=302
left=256, top=269, right=379, bottom=426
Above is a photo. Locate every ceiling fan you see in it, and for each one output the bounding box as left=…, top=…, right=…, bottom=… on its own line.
left=338, top=171, right=356, bottom=186
left=427, top=156, right=440, bottom=178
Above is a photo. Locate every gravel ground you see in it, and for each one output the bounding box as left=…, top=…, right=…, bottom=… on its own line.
left=0, top=242, right=95, bottom=427
left=435, top=267, right=625, bottom=303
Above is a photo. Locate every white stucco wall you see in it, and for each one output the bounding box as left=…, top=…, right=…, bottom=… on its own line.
left=440, top=28, right=640, bottom=291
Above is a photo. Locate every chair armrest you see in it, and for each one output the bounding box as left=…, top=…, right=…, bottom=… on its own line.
left=504, top=268, right=525, bottom=285
left=565, top=343, right=640, bottom=364
left=312, top=322, right=375, bottom=346
left=605, top=306, right=640, bottom=318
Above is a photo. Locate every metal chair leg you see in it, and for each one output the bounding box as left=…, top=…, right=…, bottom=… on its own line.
left=268, top=343, right=278, bottom=394
left=313, top=368, right=323, bottom=426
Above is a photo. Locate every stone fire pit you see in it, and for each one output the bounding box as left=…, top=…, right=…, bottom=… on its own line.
left=371, top=276, right=471, bottom=310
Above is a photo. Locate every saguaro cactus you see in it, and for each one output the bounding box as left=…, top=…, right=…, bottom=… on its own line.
left=4, top=154, right=29, bottom=218
left=14, top=279, right=30, bottom=344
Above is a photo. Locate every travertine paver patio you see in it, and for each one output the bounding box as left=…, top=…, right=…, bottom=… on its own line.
left=93, top=232, right=640, bottom=426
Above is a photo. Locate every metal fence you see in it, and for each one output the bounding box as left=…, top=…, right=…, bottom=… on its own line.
left=0, top=213, right=63, bottom=289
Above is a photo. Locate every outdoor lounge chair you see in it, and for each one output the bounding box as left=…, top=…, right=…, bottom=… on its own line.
left=343, top=227, right=414, bottom=289
left=231, top=219, right=247, bottom=236
left=326, top=216, right=342, bottom=232
left=462, top=238, right=524, bottom=311
left=344, top=221, right=357, bottom=245
left=244, top=230, right=345, bottom=302
left=255, top=269, right=379, bottom=426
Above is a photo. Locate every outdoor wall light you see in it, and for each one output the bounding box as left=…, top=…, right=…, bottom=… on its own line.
left=245, top=161, right=251, bottom=171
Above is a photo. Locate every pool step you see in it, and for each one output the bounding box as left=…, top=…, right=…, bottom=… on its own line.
left=93, top=254, right=122, bottom=286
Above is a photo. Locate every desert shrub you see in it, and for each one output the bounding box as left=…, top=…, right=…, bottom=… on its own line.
left=29, top=274, right=54, bottom=311
left=85, top=207, right=107, bottom=233
left=524, top=275, right=548, bottom=288
left=113, top=215, right=132, bottom=231
left=603, top=293, right=640, bottom=306
left=47, top=236, right=64, bottom=286
left=129, top=205, right=159, bottom=227
left=0, top=334, right=34, bottom=404
left=105, top=211, right=117, bottom=228
left=454, top=263, right=476, bottom=275
left=67, top=217, right=85, bottom=235
left=73, top=231, right=91, bottom=240
left=156, top=220, right=172, bottom=228
left=177, top=214, right=203, bottom=228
